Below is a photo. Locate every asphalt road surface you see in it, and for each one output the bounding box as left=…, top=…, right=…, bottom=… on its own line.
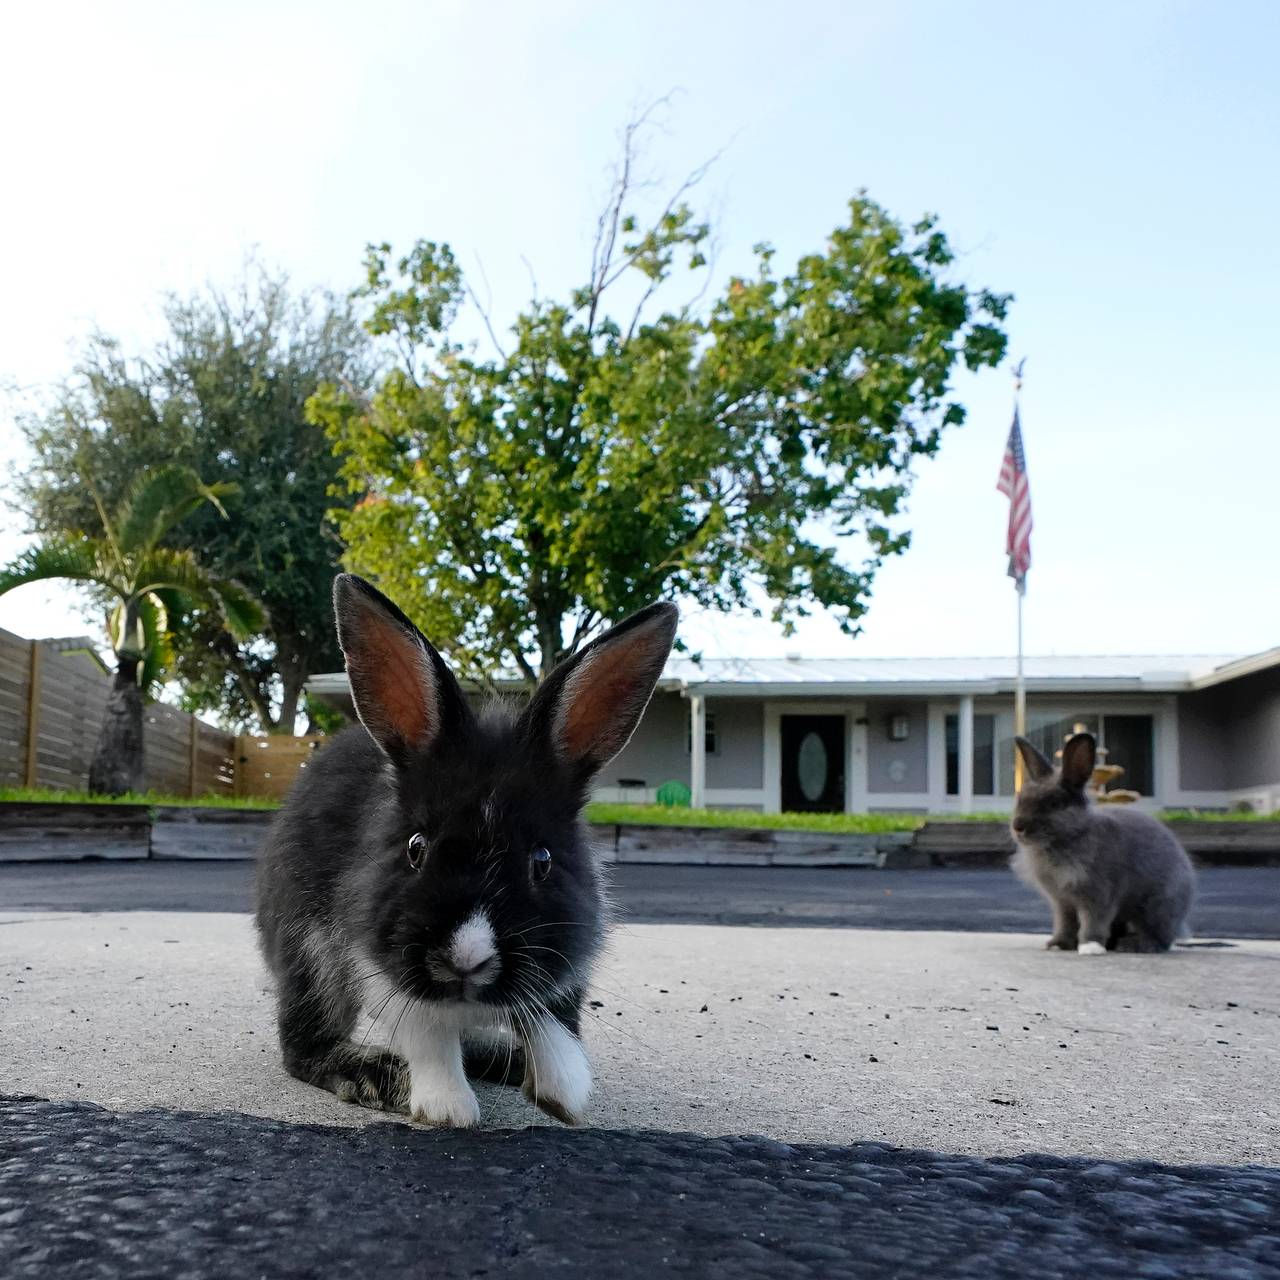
left=3, top=1095, right=1278, bottom=1280
left=1, top=860, right=1276, bottom=937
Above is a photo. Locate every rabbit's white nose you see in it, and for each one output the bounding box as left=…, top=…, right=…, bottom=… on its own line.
left=449, top=910, right=498, bottom=977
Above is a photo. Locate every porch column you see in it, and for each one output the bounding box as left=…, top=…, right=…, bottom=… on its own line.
left=958, top=694, right=975, bottom=814
left=689, top=694, right=707, bottom=809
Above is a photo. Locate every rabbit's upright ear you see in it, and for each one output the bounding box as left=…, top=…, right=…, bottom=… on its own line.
left=523, top=602, right=678, bottom=778
left=332, top=574, right=469, bottom=762
left=1014, top=736, right=1054, bottom=784
left=1060, top=733, right=1097, bottom=791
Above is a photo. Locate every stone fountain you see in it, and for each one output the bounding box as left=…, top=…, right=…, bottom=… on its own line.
left=1056, top=722, right=1140, bottom=804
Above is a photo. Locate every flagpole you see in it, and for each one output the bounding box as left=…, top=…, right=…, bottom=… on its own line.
left=1012, top=360, right=1027, bottom=792
left=1015, top=577, right=1026, bottom=783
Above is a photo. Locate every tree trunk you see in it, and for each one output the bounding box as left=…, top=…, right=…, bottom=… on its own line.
left=276, top=673, right=302, bottom=736
left=273, top=641, right=304, bottom=736
left=232, top=663, right=275, bottom=734
left=535, top=605, right=566, bottom=681
left=88, top=658, right=145, bottom=796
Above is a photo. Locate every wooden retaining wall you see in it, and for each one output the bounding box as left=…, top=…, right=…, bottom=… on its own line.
left=0, top=803, right=1277, bottom=866
left=149, top=806, right=278, bottom=860
left=595, top=822, right=908, bottom=867
left=910, top=820, right=1280, bottom=868
left=0, top=809, right=916, bottom=866
left=0, top=803, right=151, bottom=863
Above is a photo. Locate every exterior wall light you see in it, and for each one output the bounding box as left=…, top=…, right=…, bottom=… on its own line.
left=888, top=714, right=910, bottom=741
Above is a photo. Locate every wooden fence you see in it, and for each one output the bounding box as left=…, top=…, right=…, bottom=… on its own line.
left=0, top=625, right=327, bottom=799
left=233, top=734, right=327, bottom=800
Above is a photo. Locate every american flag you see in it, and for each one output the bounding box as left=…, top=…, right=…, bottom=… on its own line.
left=996, top=405, right=1032, bottom=591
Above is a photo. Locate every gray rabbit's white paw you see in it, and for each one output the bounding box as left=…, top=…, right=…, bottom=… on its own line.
left=409, top=1080, right=481, bottom=1128
left=1077, top=940, right=1107, bottom=956
left=523, top=1018, right=592, bottom=1125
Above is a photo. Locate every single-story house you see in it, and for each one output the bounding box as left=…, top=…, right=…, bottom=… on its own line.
left=306, top=646, right=1280, bottom=816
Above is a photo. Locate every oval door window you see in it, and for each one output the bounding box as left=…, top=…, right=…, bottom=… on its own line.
left=797, top=732, right=828, bottom=801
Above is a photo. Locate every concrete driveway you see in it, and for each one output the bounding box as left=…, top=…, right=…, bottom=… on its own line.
left=2, top=910, right=1276, bottom=1164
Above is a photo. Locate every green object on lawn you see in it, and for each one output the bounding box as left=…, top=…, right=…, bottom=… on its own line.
left=656, top=780, right=692, bottom=808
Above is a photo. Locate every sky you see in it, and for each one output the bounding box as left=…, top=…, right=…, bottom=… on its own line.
left=1, top=0, right=1277, bottom=666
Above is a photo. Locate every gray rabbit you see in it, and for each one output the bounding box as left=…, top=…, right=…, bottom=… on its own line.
left=1010, top=733, right=1195, bottom=953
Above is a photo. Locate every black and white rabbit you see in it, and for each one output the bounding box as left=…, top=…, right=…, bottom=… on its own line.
left=256, top=574, right=677, bottom=1127
left=1010, top=733, right=1195, bottom=954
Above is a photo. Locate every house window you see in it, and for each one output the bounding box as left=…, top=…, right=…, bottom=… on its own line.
left=1003, top=713, right=1155, bottom=796
left=686, top=710, right=718, bottom=756
left=945, top=713, right=996, bottom=795
left=1100, top=715, right=1154, bottom=795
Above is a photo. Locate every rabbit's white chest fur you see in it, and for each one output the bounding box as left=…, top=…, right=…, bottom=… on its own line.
left=1011, top=841, right=1090, bottom=896
left=353, top=945, right=591, bottom=1128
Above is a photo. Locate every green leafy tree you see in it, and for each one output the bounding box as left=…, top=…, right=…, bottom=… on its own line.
left=15, top=270, right=373, bottom=732
left=0, top=467, right=264, bottom=795
left=311, top=140, right=1010, bottom=680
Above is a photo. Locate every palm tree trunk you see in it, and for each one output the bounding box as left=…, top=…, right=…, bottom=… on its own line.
left=276, top=676, right=302, bottom=736
left=88, top=657, right=145, bottom=796
left=274, top=642, right=304, bottom=736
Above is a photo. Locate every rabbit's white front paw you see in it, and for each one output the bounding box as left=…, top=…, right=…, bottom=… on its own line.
left=1077, top=940, right=1107, bottom=956
left=523, top=1017, right=592, bottom=1125
left=410, top=1079, right=481, bottom=1128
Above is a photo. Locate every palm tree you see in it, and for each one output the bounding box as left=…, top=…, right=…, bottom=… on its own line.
left=0, top=466, right=265, bottom=795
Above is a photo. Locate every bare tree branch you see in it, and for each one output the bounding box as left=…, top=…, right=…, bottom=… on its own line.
left=467, top=254, right=508, bottom=360
left=520, top=254, right=541, bottom=304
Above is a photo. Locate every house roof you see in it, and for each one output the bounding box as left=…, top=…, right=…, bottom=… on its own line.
left=666, top=653, right=1247, bottom=697
left=306, top=646, right=1280, bottom=705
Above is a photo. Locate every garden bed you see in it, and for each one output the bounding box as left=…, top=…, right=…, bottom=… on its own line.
left=1, top=797, right=1277, bottom=867
left=590, top=821, right=911, bottom=867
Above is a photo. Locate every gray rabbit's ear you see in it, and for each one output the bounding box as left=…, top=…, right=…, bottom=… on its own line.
left=1014, top=736, right=1053, bottom=784
left=333, top=574, right=468, bottom=762
left=1060, top=733, right=1097, bottom=791
left=522, top=602, right=678, bottom=778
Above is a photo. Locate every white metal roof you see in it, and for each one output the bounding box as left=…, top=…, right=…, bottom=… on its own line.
left=307, top=648, right=1278, bottom=703
left=665, top=653, right=1247, bottom=697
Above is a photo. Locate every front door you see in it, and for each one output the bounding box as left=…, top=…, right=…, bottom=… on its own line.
left=780, top=715, right=845, bottom=812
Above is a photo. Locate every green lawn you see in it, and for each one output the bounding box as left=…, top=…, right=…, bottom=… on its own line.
left=1155, top=807, right=1280, bottom=822
left=0, top=787, right=280, bottom=811
left=585, top=803, right=925, bottom=833
left=1, top=787, right=1275, bottom=828
left=590, top=804, right=1280, bottom=830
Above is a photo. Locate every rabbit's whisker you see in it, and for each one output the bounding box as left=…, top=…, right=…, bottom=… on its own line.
left=500, top=920, right=599, bottom=943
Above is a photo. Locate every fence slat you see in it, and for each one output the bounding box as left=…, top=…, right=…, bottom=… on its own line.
left=23, top=642, right=40, bottom=786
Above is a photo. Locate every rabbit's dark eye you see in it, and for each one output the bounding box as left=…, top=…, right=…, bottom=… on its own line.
left=407, top=832, right=427, bottom=871
left=532, top=846, right=552, bottom=881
